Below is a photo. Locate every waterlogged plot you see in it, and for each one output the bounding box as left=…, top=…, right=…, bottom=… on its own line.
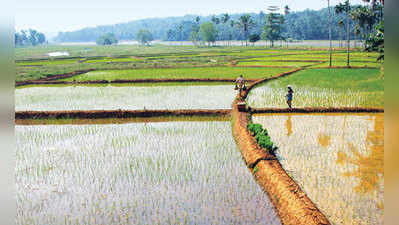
left=252, top=113, right=384, bottom=225
left=16, top=121, right=281, bottom=225
left=247, top=68, right=384, bottom=108
left=16, top=84, right=237, bottom=111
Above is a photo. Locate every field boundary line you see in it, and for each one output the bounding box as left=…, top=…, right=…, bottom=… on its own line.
left=309, top=65, right=380, bottom=69
left=15, top=78, right=258, bottom=87
left=231, top=68, right=331, bottom=225
left=15, top=109, right=231, bottom=120
left=251, top=107, right=384, bottom=113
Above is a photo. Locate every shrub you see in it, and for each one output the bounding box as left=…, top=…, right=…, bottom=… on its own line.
left=247, top=122, right=278, bottom=154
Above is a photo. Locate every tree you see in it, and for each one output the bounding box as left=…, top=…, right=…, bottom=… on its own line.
left=221, top=13, right=231, bottom=45
left=15, top=29, right=46, bottom=46
left=248, top=34, right=261, bottom=45
left=335, top=0, right=352, bottom=67
left=284, top=5, right=290, bottom=15
left=365, top=21, right=383, bottom=61
left=238, top=14, right=254, bottom=46
left=96, top=33, right=118, bottom=45
left=190, top=17, right=201, bottom=46
left=137, top=29, right=154, bottom=45
left=200, top=22, right=218, bottom=46
left=37, top=33, right=46, bottom=45
left=28, top=29, right=38, bottom=46
left=327, top=0, right=333, bottom=67
left=262, top=6, right=285, bottom=47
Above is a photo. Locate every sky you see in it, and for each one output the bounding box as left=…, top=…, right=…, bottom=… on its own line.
left=15, top=0, right=367, bottom=37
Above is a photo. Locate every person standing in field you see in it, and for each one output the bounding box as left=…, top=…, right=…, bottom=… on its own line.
left=286, top=85, right=294, bottom=109
left=235, top=75, right=245, bottom=96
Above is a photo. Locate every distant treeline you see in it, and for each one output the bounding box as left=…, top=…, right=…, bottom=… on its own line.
left=15, top=29, right=47, bottom=46
left=54, top=8, right=361, bottom=42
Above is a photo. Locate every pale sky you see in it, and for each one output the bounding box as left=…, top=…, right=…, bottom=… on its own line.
left=15, top=0, right=367, bottom=36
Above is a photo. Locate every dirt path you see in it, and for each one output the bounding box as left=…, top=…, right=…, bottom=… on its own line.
left=231, top=71, right=331, bottom=225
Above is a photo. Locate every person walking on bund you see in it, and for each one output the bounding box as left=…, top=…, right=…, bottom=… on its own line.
left=286, top=85, right=294, bottom=109
left=235, top=75, right=246, bottom=96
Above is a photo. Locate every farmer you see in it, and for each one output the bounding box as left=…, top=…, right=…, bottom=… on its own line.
left=286, top=85, right=294, bottom=109
left=235, top=75, right=246, bottom=96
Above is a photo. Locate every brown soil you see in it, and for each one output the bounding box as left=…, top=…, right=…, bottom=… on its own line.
left=309, top=66, right=380, bottom=69
left=15, top=115, right=229, bottom=125
left=231, top=69, right=331, bottom=225
left=15, top=109, right=231, bottom=120
left=232, top=65, right=298, bottom=68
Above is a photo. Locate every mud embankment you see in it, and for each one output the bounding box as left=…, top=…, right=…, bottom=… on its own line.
left=231, top=70, right=331, bottom=225
left=15, top=115, right=229, bottom=126
left=15, top=109, right=231, bottom=120
left=15, top=69, right=97, bottom=87
left=251, top=107, right=384, bottom=113
left=16, top=78, right=257, bottom=87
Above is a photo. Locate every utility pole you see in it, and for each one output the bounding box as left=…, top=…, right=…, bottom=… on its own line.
left=328, top=0, right=332, bottom=67
left=346, top=0, right=350, bottom=67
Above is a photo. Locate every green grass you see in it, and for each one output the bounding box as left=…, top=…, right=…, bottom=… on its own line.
left=247, top=68, right=384, bottom=108
left=61, top=67, right=292, bottom=81
left=310, top=61, right=381, bottom=68
left=237, top=61, right=318, bottom=67
left=15, top=45, right=382, bottom=82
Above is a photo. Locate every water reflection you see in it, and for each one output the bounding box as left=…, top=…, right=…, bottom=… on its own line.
left=286, top=115, right=292, bottom=136
left=337, top=115, right=384, bottom=207
left=252, top=113, right=384, bottom=225
left=317, top=116, right=331, bottom=147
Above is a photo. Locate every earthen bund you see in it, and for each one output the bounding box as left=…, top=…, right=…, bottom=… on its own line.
left=15, top=68, right=384, bottom=225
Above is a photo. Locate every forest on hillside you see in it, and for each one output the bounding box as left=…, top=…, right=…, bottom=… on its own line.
left=54, top=8, right=362, bottom=42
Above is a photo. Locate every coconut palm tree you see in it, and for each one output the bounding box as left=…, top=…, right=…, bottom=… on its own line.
left=336, top=0, right=352, bottom=67
left=327, top=0, right=333, bottom=67
left=221, top=14, right=231, bottom=45
left=238, top=14, right=254, bottom=46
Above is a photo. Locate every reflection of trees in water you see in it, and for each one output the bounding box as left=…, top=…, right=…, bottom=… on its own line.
left=336, top=115, right=384, bottom=208
left=317, top=117, right=331, bottom=147
left=286, top=115, right=292, bottom=136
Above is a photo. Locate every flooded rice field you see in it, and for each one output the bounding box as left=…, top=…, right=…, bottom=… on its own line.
left=15, top=84, right=236, bottom=111
left=16, top=121, right=281, bottom=225
left=252, top=113, right=384, bottom=225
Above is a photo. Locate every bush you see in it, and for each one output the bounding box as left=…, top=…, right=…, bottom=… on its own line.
left=247, top=122, right=278, bottom=154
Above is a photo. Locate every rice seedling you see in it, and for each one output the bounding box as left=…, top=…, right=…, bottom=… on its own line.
left=247, top=68, right=384, bottom=108
left=60, top=67, right=291, bottom=82
left=252, top=113, right=384, bottom=225
left=236, top=61, right=317, bottom=67
left=16, top=121, right=281, bottom=225
left=15, top=84, right=238, bottom=111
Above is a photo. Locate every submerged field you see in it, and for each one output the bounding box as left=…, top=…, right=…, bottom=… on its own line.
left=16, top=121, right=281, bottom=225
left=252, top=113, right=384, bottom=225
left=247, top=68, right=384, bottom=108
left=15, top=83, right=237, bottom=111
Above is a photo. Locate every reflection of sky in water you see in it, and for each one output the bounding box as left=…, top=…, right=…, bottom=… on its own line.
left=15, top=85, right=236, bottom=111
left=16, top=122, right=281, bottom=225
left=253, top=113, right=384, bottom=225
